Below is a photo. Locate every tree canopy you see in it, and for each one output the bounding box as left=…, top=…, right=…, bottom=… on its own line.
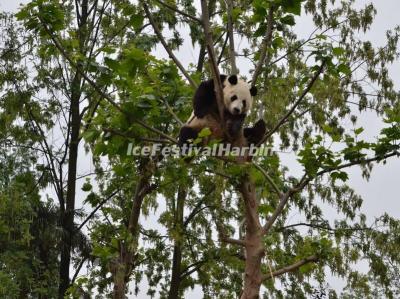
left=1, top=0, right=400, bottom=298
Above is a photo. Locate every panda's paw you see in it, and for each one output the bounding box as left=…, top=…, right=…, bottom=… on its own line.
left=253, top=119, right=266, bottom=135
left=178, top=126, right=198, bottom=147
left=244, top=119, right=266, bottom=145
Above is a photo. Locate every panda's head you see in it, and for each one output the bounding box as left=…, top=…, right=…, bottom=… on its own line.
left=222, top=75, right=257, bottom=116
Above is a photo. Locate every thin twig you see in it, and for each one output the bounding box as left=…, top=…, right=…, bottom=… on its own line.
left=162, top=97, right=184, bottom=126
left=227, top=0, right=238, bottom=73
left=252, top=162, right=282, bottom=196
left=251, top=5, right=275, bottom=85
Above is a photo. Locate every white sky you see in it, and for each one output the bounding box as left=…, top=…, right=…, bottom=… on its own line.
left=1, top=0, right=399, bottom=297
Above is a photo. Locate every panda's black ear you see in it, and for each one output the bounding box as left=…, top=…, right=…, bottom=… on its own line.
left=228, top=75, right=238, bottom=85
left=250, top=86, right=257, bottom=96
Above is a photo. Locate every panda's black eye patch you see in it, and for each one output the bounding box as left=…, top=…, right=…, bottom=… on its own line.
left=231, top=95, right=238, bottom=102
left=242, top=100, right=246, bottom=107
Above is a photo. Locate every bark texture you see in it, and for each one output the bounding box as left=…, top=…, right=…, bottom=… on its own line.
left=239, top=176, right=264, bottom=299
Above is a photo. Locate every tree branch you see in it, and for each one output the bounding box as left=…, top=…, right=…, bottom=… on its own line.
left=227, top=0, right=238, bottom=73
left=277, top=222, right=374, bottom=232
left=162, top=97, right=184, bottom=126
left=71, top=256, right=88, bottom=285
left=180, top=260, right=206, bottom=279
left=251, top=5, right=274, bottom=85
left=262, top=255, right=318, bottom=281
left=252, top=162, right=282, bottom=196
left=76, top=189, right=119, bottom=232
left=258, top=61, right=326, bottom=145
left=183, top=186, right=215, bottom=227
left=217, top=31, right=229, bottom=65
left=142, top=1, right=197, bottom=89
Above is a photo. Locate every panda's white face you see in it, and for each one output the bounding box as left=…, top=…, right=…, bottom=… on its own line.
left=222, top=76, right=256, bottom=115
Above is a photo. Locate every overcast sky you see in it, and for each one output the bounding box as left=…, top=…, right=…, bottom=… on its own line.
left=1, top=0, right=399, bottom=297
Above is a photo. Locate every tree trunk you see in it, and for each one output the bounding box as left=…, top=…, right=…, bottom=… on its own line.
left=111, top=160, right=154, bottom=298
left=239, top=175, right=264, bottom=299
left=168, top=186, right=186, bottom=299
left=113, top=258, right=129, bottom=299
left=58, top=71, right=82, bottom=298
left=58, top=2, right=89, bottom=296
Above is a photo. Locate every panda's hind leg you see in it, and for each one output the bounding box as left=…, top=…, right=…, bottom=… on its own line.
left=243, top=119, right=266, bottom=145
left=178, top=126, right=199, bottom=147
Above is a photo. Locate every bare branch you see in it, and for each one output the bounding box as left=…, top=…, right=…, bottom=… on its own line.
left=268, top=20, right=347, bottom=68
left=251, top=5, right=275, bottom=85
left=227, top=0, right=238, bottom=73
left=153, top=0, right=201, bottom=23
left=103, top=128, right=173, bottom=144
left=262, top=255, right=318, bottom=281
left=71, top=256, right=88, bottom=285
left=258, top=61, right=326, bottom=145
left=142, top=1, right=197, bottom=89
left=277, top=222, right=374, bottom=232
left=315, top=150, right=399, bottom=178
left=162, top=97, right=184, bottom=126
left=262, top=191, right=290, bottom=235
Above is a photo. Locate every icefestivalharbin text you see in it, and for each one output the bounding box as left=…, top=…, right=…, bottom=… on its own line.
left=127, top=143, right=274, bottom=157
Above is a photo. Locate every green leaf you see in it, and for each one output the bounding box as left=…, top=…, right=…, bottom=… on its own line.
left=82, top=181, right=92, bottom=192
left=330, top=171, right=349, bottom=182
left=332, top=47, right=345, bottom=56
left=337, top=63, right=351, bottom=76
left=198, top=127, right=212, bottom=138
left=281, top=0, right=302, bottom=15
left=354, top=127, right=364, bottom=135
left=280, top=15, right=296, bottom=26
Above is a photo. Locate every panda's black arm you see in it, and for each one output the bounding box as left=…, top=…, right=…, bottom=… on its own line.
left=193, top=79, right=216, bottom=118
left=193, top=75, right=227, bottom=118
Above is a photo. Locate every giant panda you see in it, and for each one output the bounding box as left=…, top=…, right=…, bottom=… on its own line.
left=178, top=74, right=266, bottom=148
